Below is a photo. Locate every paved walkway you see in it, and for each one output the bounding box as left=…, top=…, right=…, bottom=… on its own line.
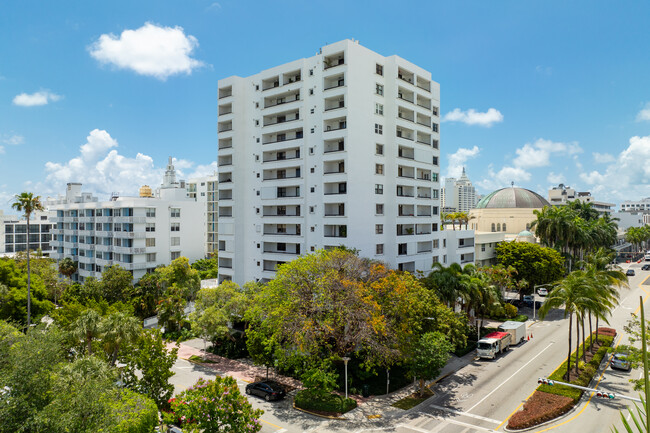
left=170, top=338, right=479, bottom=420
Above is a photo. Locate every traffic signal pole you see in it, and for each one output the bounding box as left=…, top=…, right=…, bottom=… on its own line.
left=538, top=378, right=642, bottom=403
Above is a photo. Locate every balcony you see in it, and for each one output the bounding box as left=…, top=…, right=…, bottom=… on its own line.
left=262, top=205, right=301, bottom=217
left=276, top=186, right=301, bottom=198
left=397, top=87, right=415, bottom=104
left=218, top=138, right=233, bottom=150
left=262, top=75, right=280, bottom=91
left=323, top=52, right=345, bottom=70
left=218, top=121, right=233, bottom=133
left=263, top=224, right=301, bottom=236
left=323, top=182, right=347, bottom=195
left=264, top=91, right=300, bottom=109
left=323, top=139, right=345, bottom=153
left=324, top=74, right=345, bottom=91
left=397, top=109, right=415, bottom=123
left=218, top=86, right=232, bottom=99
left=324, top=203, right=345, bottom=217
left=324, top=224, right=347, bottom=238
left=324, top=118, right=347, bottom=132
left=218, top=155, right=233, bottom=167
left=263, top=110, right=300, bottom=127
left=262, top=129, right=303, bottom=145
left=396, top=128, right=414, bottom=141
left=218, top=103, right=232, bottom=115
left=323, top=160, right=345, bottom=175
left=263, top=167, right=301, bottom=181
left=397, top=68, right=415, bottom=85
left=416, top=77, right=431, bottom=92
left=324, top=96, right=345, bottom=112
left=263, top=148, right=301, bottom=162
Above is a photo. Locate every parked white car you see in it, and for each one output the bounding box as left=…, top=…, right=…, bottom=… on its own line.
left=537, top=287, right=548, bottom=297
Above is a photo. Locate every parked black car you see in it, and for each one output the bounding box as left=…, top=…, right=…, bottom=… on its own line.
left=245, top=380, right=286, bottom=401
left=642, top=264, right=650, bottom=271
left=627, top=269, right=636, bottom=276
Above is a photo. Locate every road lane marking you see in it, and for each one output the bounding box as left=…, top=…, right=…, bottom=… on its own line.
left=426, top=404, right=500, bottom=424
left=423, top=414, right=497, bottom=432
left=466, top=342, right=554, bottom=413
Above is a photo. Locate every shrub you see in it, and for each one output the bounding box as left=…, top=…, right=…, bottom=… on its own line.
left=507, top=391, right=573, bottom=430
left=597, top=327, right=616, bottom=337
left=504, top=303, right=518, bottom=319
left=294, top=389, right=357, bottom=414
left=208, top=334, right=248, bottom=359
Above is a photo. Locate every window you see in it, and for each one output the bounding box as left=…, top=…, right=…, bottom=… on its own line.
left=432, top=156, right=438, bottom=165
left=433, top=239, right=439, bottom=249
left=432, top=173, right=438, bottom=182
left=432, top=139, right=439, bottom=149
left=309, top=206, right=315, bottom=213
left=376, top=143, right=384, bottom=155
left=432, top=206, right=439, bottom=215
left=443, top=239, right=446, bottom=248
left=170, top=208, right=180, bottom=218
left=376, top=83, right=384, bottom=96
left=309, top=68, right=313, bottom=76
left=146, top=238, right=155, bottom=247
left=376, top=204, right=384, bottom=215
left=171, top=251, right=181, bottom=260
left=376, top=64, right=383, bottom=76
left=481, top=244, right=486, bottom=252
left=432, top=223, right=438, bottom=231
left=432, top=189, right=439, bottom=199
left=503, top=223, right=507, bottom=232
left=432, top=255, right=439, bottom=263
left=398, top=244, right=407, bottom=255
left=310, top=108, right=314, bottom=114
left=375, top=184, right=383, bottom=195
left=310, top=187, right=315, bottom=193
left=497, top=223, right=501, bottom=231
left=375, top=224, right=383, bottom=234
left=432, top=123, right=439, bottom=132
left=376, top=244, right=384, bottom=254
left=375, top=124, right=383, bottom=135
left=146, top=223, right=155, bottom=232
left=146, top=208, right=156, bottom=217
left=146, top=253, right=156, bottom=262
left=171, top=223, right=180, bottom=232
left=309, top=88, right=314, bottom=95
left=311, top=246, right=315, bottom=252
left=171, top=237, right=180, bottom=246
left=432, top=106, right=439, bottom=116
left=375, top=164, right=384, bottom=175
left=375, top=103, right=383, bottom=115
left=491, top=223, right=496, bottom=232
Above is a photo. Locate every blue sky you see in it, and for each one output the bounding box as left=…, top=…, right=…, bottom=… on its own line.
left=1, top=0, right=650, bottom=212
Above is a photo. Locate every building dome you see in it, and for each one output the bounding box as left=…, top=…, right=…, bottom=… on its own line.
left=476, top=187, right=550, bottom=209
left=517, top=230, right=534, bottom=237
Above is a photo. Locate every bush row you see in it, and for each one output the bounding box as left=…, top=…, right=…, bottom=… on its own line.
left=294, top=389, right=357, bottom=415
left=507, top=390, right=574, bottom=430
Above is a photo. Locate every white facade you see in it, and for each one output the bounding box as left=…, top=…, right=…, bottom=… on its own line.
left=1, top=209, right=56, bottom=256
left=441, top=167, right=477, bottom=213
left=440, top=229, right=475, bottom=267
left=188, top=174, right=219, bottom=257
left=621, top=198, right=650, bottom=212
left=218, top=40, right=444, bottom=284
left=49, top=161, right=205, bottom=282
left=548, top=184, right=613, bottom=214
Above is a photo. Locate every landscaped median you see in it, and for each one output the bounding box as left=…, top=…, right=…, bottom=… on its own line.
left=506, top=329, right=615, bottom=430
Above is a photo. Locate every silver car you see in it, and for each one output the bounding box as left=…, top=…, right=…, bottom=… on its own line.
left=611, top=352, right=632, bottom=371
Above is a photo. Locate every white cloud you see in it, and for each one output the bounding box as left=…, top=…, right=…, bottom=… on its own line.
left=547, top=172, right=565, bottom=184
left=512, top=138, right=582, bottom=169
left=442, top=108, right=503, bottom=127
left=0, top=146, right=4, bottom=154
left=206, top=2, right=221, bottom=11
left=187, top=161, right=218, bottom=179
left=477, top=165, right=531, bottom=191
left=39, top=129, right=215, bottom=199
left=592, top=152, right=615, bottom=164
left=12, top=91, right=62, bottom=107
left=89, top=22, right=204, bottom=80
left=579, top=135, right=650, bottom=201
left=1, top=134, right=24, bottom=146
left=636, top=103, right=650, bottom=122
left=445, top=146, right=480, bottom=178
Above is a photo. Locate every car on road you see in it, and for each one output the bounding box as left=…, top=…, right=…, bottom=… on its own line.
left=627, top=269, right=636, bottom=276
left=537, top=287, right=548, bottom=297
left=523, top=295, right=534, bottom=307
left=245, top=380, right=286, bottom=401
left=642, top=264, right=650, bottom=271
left=611, top=352, right=632, bottom=371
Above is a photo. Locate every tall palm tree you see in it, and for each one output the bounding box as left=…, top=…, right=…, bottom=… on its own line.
left=423, top=262, right=464, bottom=307
left=58, top=257, right=77, bottom=280
left=72, top=309, right=103, bottom=355
left=101, top=311, right=141, bottom=365
left=539, top=270, right=595, bottom=379
left=11, top=192, right=44, bottom=327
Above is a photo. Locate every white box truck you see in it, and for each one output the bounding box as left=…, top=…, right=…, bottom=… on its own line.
left=477, top=331, right=512, bottom=359
left=498, top=321, right=527, bottom=345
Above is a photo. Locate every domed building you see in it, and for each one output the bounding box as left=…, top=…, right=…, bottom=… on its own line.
left=469, top=186, right=550, bottom=266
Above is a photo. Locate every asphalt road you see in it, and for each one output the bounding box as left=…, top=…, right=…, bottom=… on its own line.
left=169, top=263, right=650, bottom=433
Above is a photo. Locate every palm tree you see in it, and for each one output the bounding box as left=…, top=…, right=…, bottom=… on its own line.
left=58, top=257, right=77, bottom=280
left=11, top=192, right=44, bottom=327
left=457, top=212, right=470, bottom=230
left=72, top=309, right=103, bottom=355
left=423, top=262, right=464, bottom=307
left=539, top=270, right=594, bottom=379
left=101, top=311, right=141, bottom=366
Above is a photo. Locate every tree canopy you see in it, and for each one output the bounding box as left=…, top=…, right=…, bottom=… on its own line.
left=496, top=241, right=564, bottom=293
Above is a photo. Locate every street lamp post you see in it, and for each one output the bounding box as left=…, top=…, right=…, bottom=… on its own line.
left=342, top=357, right=351, bottom=400
left=532, top=284, right=549, bottom=321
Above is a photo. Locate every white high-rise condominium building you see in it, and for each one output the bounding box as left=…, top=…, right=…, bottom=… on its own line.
left=217, top=39, right=442, bottom=284
left=188, top=174, right=219, bottom=257
left=1, top=209, right=56, bottom=256
left=441, top=167, right=476, bottom=213
left=49, top=159, right=206, bottom=282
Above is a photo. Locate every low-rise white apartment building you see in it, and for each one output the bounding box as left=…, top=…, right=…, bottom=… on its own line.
left=1, top=209, right=56, bottom=256
left=188, top=174, right=219, bottom=257
left=49, top=159, right=205, bottom=282
left=548, top=184, right=614, bottom=214
left=217, top=39, right=450, bottom=284
left=621, top=198, right=650, bottom=212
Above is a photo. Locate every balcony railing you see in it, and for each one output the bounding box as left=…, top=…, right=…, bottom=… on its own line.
left=264, top=174, right=301, bottom=181
left=263, top=154, right=300, bottom=163
left=324, top=82, right=345, bottom=91
left=324, top=123, right=347, bottom=132
left=263, top=135, right=303, bottom=145
left=263, top=117, right=300, bottom=127
left=264, top=94, right=300, bottom=108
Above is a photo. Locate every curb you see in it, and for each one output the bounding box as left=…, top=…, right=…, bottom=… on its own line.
left=292, top=402, right=349, bottom=421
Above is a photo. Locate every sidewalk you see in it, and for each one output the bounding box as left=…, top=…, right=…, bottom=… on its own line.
left=170, top=338, right=478, bottom=421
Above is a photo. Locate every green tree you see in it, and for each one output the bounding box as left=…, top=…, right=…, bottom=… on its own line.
left=157, top=257, right=201, bottom=300
left=496, top=241, right=564, bottom=297
left=165, top=376, right=263, bottom=433
left=156, top=284, right=188, bottom=333
left=190, top=280, right=247, bottom=344
left=11, top=192, right=45, bottom=327
left=58, top=257, right=78, bottom=280
left=407, top=332, right=453, bottom=396
left=101, top=264, right=134, bottom=304
left=101, top=311, right=141, bottom=366
left=0, top=258, right=53, bottom=325
left=72, top=309, right=103, bottom=355
left=122, top=329, right=178, bottom=410
left=191, top=257, right=219, bottom=280
left=131, top=272, right=165, bottom=319
left=421, top=262, right=465, bottom=307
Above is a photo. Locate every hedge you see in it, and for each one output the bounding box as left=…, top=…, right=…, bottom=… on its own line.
left=507, top=391, right=574, bottom=430
left=294, top=389, right=357, bottom=414
left=538, top=334, right=613, bottom=401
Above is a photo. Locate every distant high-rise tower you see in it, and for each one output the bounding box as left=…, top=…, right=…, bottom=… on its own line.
left=442, top=167, right=477, bottom=213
